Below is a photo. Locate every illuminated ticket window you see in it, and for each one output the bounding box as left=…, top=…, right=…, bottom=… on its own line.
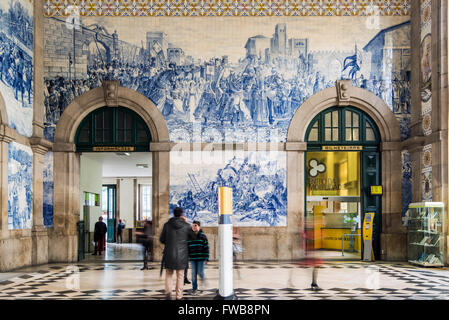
left=306, top=151, right=360, bottom=197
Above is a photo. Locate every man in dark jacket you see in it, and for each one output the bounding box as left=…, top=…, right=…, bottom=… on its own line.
left=93, top=216, right=107, bottom=255
left=188, top=220, right=209, bottom=295
left=160, top=207, right=194, bottom=300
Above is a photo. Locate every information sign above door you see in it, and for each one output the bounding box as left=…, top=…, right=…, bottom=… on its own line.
left=322, top=146, right=363, bottom=151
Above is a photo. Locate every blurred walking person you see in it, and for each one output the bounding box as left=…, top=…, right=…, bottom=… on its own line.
left=232, top=228, right=243, bottom=280
left=160, top=207, right=195, bottom=300
left=136, top=219, right=154, bottom=270
left=300, top=214, right=323, bottom=290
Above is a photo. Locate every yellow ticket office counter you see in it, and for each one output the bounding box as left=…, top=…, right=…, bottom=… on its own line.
left=320, top=227, right=361, bottom=251
left=308, top=203, right=362, bottom=253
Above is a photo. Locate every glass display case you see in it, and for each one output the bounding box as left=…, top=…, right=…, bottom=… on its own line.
left=407, top=202, right=444, bottom=267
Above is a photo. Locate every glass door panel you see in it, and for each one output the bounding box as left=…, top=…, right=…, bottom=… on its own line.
left=306, top=152, right=362, bottom=259
left=102, top=185, right=116, bottom=243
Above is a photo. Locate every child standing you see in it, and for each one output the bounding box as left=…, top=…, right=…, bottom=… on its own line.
left=187, top=221, right=209, bottom=295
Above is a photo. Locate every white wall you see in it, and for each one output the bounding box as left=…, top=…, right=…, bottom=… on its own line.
left=137, top=178, right=152, bottom=222
left=101, top=177, right=152, bottom=228
left=80, top=155, right=103, bottom=232
left=119, top=179, right=134, bottom=228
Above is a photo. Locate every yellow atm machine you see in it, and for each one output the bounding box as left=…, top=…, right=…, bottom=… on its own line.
left=362, top=212, right=375, bottom=261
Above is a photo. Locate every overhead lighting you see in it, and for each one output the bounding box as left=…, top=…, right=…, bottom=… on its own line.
left=136, top=164, right=148, bottom=168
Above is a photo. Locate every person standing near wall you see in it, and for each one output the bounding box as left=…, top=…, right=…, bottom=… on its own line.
left=116, top=219, right=125, bottom=244
left=187, top=221, right=209, bottom=295
left=160, top=207, right=195, bottom=300
left=93, top=216, right=107, bottom=256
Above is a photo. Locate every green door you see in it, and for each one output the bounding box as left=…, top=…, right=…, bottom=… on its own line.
left=361, top=151, right=381, bottom=260
left=103, top=185, right=116, bottom=243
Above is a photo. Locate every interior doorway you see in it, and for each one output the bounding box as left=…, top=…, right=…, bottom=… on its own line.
left=76, top=106, right=153, bottom=261
left=306, top=152, right=362, bottom=260
left=304, top=106, right=382, bottom=261
left=102, top=184, right=116, bottom=243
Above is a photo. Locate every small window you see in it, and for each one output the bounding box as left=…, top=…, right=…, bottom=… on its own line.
left=366, top=122, right=376, bottom=141
left=75, top=107, right=152, bottom=152
left=138, top=184, right=152, bottom=221
left=324, top=110, right=338, bottom=141
left=305, top=107, right=380, bottom=147
left=345, top=110, right=360, bottom=142
left=78, top=120, right=91, bottom=143
left=308, top=121, right=319, bottom=141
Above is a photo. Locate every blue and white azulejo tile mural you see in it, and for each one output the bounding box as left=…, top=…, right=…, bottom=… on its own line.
left=0, top=0, right=33, bottom=137
left=170, top=151, right=287, bottom=227
left=43, top=151, right=54, bottom=227
left=8, top=142, right=33, bottom=230
left=43, top=16, right=411, bottom=142
left=401, top=150, right=412, bottom=226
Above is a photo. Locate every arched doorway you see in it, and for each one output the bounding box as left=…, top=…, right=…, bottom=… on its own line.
left=74, top=106, right=152, bottom=256
left=304, top=106, right=381, bottom=260
left=286, top=80, right=407, bottom=262
left=50, top=81, right=170, bottom=263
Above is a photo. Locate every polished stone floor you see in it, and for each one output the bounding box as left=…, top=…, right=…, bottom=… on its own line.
left=83, top=243, right=360, bottom=262
left=1, top=259, right=449, bottom=300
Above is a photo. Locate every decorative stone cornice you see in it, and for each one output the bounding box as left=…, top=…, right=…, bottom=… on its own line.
left=32, top=121, right=45, bottom=130
left=380, top=141, right=402, bottom=151
left=285, top=141, right=307, bottom=151
left=103, top=80, right=120, bottom=107
left=0, top=124, right=15, bottom=143
left=29, top=136, right=53, bottom=155
left=401, top=135, right=425, bottom=152
left=149, top=142, right=171, bottom=152
left=336, top=80, right=352, bottom=106
left=53, top=142, right=76, bottom=152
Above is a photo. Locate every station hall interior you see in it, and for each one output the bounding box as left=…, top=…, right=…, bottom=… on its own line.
left=1, top=1, right=449, bottom=297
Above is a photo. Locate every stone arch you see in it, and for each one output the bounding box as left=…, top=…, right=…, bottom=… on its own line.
left=50, top=81, right=170, bottom=263
left=54, top=81, right=169, bottom=144
left=0, top=90, right=9, bottom=125
left=287, top=80, right=401, bottom=143
left=285, top=80, right=406, bottom=262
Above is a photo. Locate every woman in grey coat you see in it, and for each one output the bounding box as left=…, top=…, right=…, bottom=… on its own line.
left=160, top=207, right=195, bottom=300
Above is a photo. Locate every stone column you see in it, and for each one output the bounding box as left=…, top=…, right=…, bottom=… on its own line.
left=29, top=137, right=51, bottom=265
left=286, top=142, right=306, bottom=260
left=49, top=144, right=79, bottom=263
left=150, top=142, right=171, bottom=261
left=0, top=126, right=14, bottom=238
left=0, top=126, right=14, bottom=271
left=380, top=143, right=408, bottom=260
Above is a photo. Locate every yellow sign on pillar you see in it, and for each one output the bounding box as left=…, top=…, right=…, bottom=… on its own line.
left=219, top=187, right=233, bottom=216
left=363, top=212, right=375, bottom=261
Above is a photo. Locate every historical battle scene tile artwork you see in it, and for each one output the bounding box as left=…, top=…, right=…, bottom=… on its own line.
left=8, top=142, right=33, bottom=230
left=0, top=0, right=33, bottom=137
left=43, top=16, right=411, bottom=142
left=170, top=151, right=287, bottom=226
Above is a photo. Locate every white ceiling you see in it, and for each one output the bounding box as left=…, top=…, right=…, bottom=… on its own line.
left=82, top=152, right=152, bottom=178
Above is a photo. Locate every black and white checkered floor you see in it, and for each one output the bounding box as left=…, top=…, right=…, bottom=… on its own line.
left=1, top=261, right=449, bottom=300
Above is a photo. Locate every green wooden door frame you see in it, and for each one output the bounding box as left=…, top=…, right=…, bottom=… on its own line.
left=304, top=106, right=382, bottom=260
left=103, top=184, right=116, bottom=243
left=305, top=106, right=380, bottom=151
left=75, top=106, right=152, bottom=152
